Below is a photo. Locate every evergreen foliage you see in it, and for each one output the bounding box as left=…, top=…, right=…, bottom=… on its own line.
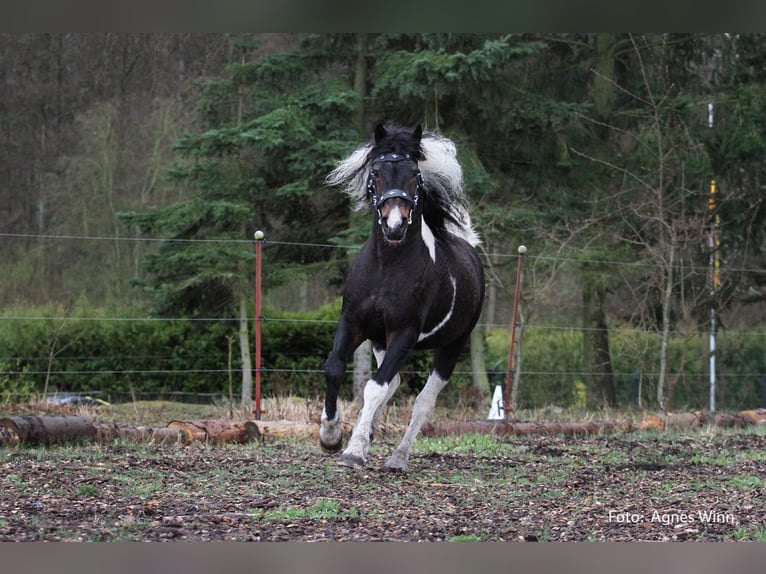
left=2, top=34, right=766, bottom=409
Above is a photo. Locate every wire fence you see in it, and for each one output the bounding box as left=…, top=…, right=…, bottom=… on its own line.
left=2, top=230, right=765, bottom=411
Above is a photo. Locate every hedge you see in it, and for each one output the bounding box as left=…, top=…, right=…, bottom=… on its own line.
left=1, top=304, right=764, bottom=410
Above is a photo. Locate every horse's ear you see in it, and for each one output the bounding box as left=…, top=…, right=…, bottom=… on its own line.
left=374, top=123, right=387, bottom=143
left=412, top=124, right=423, bottom=142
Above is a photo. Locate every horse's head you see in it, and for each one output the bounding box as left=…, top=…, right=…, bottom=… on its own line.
left=366, top=124, right=425, bottom=245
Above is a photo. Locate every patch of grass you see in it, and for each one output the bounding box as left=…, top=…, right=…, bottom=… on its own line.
left=257, top=498, right=357, bottom=521
left=730, top=526, right=766, bottom=542
left=727, top=475, right=765, bottom=490
left=689, top=453, right=736, bottom=466
left=76, top=485, right=100, bottom=497
left=414, top=433, right=519, bottom=457
left=447, top=534, right=487, bottom=542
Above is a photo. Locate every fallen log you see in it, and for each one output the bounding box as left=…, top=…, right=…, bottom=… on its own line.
left=640, top=410, right=766, bottom=430
left=244, top=419, right=358, bottom=442
left=422, top=408, right=766, bottom=437
left=737, top=408, right=766, bottom=425
left=0, top=426, right=20, bottom=447
left=1, top=408, right=764, bottom=448
left=245, top=420, right=321, bottom=442
left=0, top=415, right=96, bottom=446
left=420, top=420, right=631, bottom=437
left=94, top=422, right=188, bottom=445
left=711, top=412, right=751, bottom=428
left=638, top=412, right=706, bottom=430
left=167, top=419, right=251, bottom=445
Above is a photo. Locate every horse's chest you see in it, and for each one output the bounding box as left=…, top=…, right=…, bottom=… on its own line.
left=365, top=272, right=458, bottom=346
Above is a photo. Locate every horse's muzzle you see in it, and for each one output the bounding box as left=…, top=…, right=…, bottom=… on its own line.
left=379, top=197, right=411, bottom=243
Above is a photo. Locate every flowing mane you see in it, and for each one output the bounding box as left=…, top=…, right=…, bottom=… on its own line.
left=326, top=126, right=480, bottom=246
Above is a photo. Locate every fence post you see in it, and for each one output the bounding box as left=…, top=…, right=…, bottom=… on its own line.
left=253, top=230, right=264, bottom=420
left=504, top=245, right=526, bottom=420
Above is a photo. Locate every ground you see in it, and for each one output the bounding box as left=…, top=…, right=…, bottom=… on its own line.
left=0, top=401, right=765, bottom=542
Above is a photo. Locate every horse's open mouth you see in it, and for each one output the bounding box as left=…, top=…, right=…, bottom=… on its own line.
left=382, top=229, right=408, bottom=245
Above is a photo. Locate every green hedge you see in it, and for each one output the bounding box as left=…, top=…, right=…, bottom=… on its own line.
left=484, top=327, right=766, bottom=411
left=1, top=303, right=764, bottom=410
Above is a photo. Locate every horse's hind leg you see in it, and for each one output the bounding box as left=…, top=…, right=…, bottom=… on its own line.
left=384, top=345, right=460, bottom=472
left=383, top=369, right=448, bottom=472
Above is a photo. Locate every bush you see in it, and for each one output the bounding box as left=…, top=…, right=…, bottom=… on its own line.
left=0, top=360, right=36, bottom=404
left=1, top=302, right=763, bottom=410
left=484, top=326, right=766, bottom=411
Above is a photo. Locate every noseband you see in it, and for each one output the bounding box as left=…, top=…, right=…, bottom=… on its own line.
left=366, top=152, right=424, bottom=225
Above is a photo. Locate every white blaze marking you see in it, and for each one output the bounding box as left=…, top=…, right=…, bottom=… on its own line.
left=421, top=216, right=436, bottom=262
left=418, top=274, right=457, bottom=342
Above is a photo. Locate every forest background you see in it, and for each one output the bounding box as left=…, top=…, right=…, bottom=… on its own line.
left=1, top=33, right=764, bottom=413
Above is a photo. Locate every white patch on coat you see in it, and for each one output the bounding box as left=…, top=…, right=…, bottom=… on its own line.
left=418, top=274, right=457, bottom=342
left=421, top=216, right=436, bottom=262
left=319, top=406, right=343, bottom=448
left=343, top=379, right=389, bottom=461
left=385, top=369, right=450, bottom=471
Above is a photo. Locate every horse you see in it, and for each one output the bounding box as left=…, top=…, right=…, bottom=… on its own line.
left=319, top=123, right=485, bottom=472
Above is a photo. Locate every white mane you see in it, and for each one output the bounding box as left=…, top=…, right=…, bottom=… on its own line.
left=326, top=131, right=480, bottom=247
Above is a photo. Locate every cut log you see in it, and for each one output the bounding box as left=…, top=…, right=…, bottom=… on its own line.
left=244, top=419, right=357, bottom=442
left=713, top=412, right=750, bottom=428
left=94, top=422, right=188, bottom=445
left=245, top=420, right=320, bottom=441
left=0, top=426, right=19, bottom=447
left=738, top=409, right=766, bottom=425
left=1, top=409, right=764, bottom=449
left=167, top=419, right=251, bottom=445
left=0, top=415, right=96, bottom=445
left=420, top=420, right=630, bottom=438
left=639, top=412, right=705, bottom=430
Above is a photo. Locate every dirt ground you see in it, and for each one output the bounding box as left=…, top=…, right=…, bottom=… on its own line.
left=1, top=413, right=764, bottom=542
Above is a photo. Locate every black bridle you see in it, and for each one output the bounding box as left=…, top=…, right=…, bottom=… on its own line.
left=366, top=152, right=424, bottom=225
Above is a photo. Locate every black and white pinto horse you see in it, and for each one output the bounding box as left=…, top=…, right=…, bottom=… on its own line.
left=320, top=124, right=485, bottom=472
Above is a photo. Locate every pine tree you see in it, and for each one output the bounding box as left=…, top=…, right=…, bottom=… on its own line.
left=119, top=34, right=362, bottom=403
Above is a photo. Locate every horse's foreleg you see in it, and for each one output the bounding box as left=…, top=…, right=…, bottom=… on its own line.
left=320, top=316, right=357, bottom=452
left=368, top=346, right=401, bottom=441
left=340, top=331, right=415, bottom=468
left=340, top=379, right=390, bottom=467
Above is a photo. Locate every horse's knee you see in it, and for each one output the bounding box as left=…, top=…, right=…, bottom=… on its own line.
left=324, top=354, right=346, bottom=383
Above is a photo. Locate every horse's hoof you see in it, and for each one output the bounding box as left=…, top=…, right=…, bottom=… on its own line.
left=338, top=453, right=366, bottom=469
left=319, top=419, right=343, bottom=453
left=319, top=438, right=342, bottom=453
left=384, top=455, right=408, bottom=473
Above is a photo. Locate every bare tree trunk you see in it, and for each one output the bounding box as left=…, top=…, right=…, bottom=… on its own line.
left=352, top=341, right=371, bottom=402
left=470, top=326, right=489, bottom=406
left=238, top=293, right=253, bottom=405
left=582, top=269, right=616, bottom=407
left=657, top=236, right=675, bottom=411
